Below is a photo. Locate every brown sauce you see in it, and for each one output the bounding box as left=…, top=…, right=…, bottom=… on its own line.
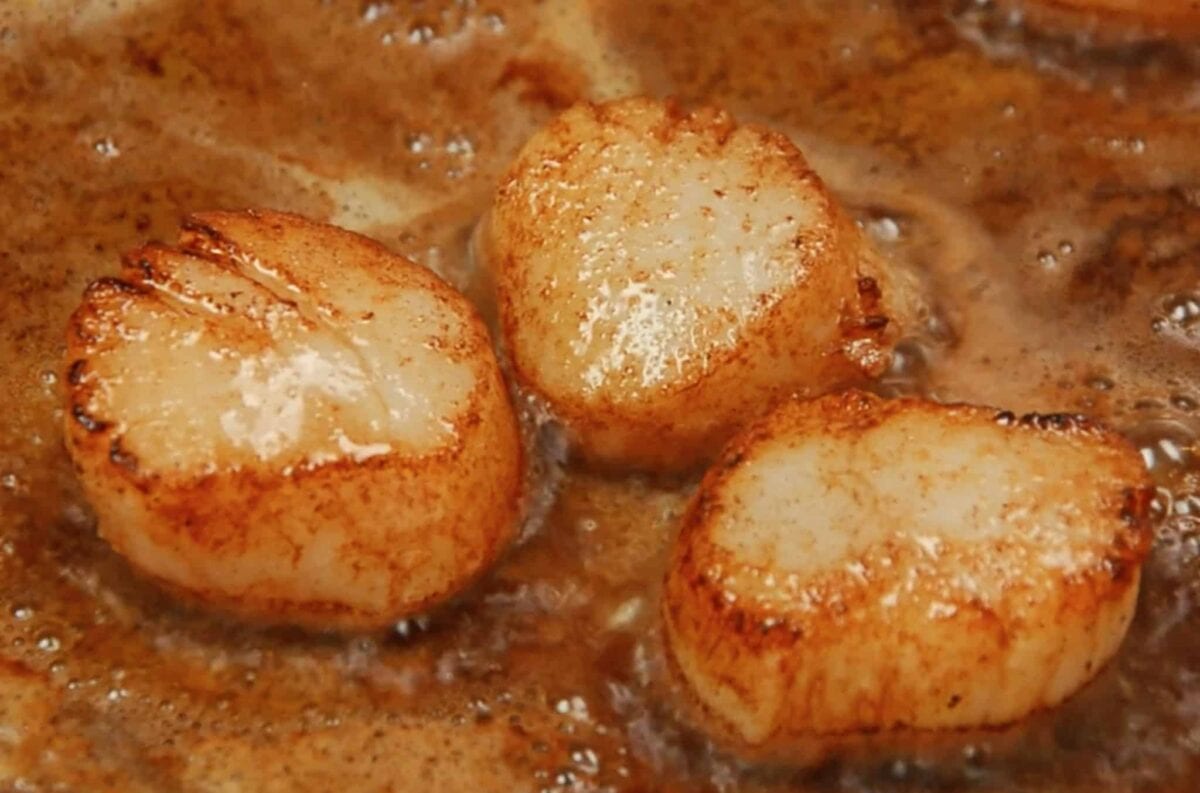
left=0, top=1, right=1198, bottom=789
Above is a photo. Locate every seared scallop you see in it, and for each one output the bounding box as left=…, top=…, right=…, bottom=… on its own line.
left=64, top=210, right=524, bottom=630
left=661, top=390, right=1153, bottom=763
left=484, top=97, right=902, bottom=472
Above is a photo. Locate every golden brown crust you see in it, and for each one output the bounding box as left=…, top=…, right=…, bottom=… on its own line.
left=63, top=210, right=525, bottom=630
left=486, top=97, right=901, bottom=473
left=660, top=390, right=1153, bottom=762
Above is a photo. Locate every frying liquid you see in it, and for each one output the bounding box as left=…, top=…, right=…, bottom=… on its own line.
left=0, top=1, right=1198, bottom=790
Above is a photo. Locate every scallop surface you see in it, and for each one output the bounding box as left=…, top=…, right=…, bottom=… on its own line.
left=661, top=390, right=1153, bottom=763
left=485, top=97, right=901, bottom=472
left=64, top=210, right=524, bottom=630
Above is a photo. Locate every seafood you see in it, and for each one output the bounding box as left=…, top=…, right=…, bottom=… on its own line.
left=485, top=98, right=905, bottom=472
left=64, top=210, right=524, bottom=630
left=661, top=390, right=1154, bottom=762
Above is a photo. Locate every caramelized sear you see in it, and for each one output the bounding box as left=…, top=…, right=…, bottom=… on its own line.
left=485, top=97, right=905, bottom=473
left=661, top=390, right=1153, bottom=764
left=63, top=210, right=524, bottom=630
